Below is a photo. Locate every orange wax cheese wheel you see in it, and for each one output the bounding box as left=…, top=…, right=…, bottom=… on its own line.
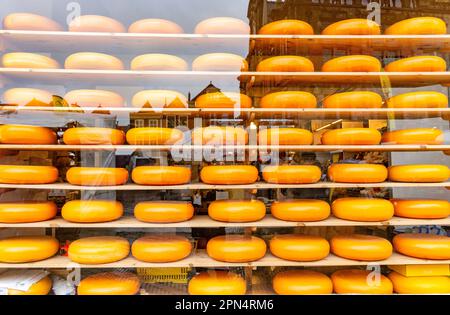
left=391, top=199, right=450, bottom=219
left=321, top=128, right=381, bottom=145
left=386, top=91, right=448, bottom=108
left=0, top=201, right=57, bottom=223
left=132, top=235, right=192, bottom=262
left=132, top=90, right=187, bottom=108
left=63, top=127, right=125, bottom=145
left=68, top=15, right=126, bottom=33
left=262, top=165, right=322, bottom=184
left=68, top=236, right=130, bottom=264
left=192, top=53, right=248, bottom=71
left=385, top=56, right=446, bottom=72
left=65, top=52, right=124, bottom=70
left=3, top=13, right=62, bottom=31
left=188, top=271, right=246, bottom=295
left=258, top=128, right=313, bottom=145
left=126, top=127, right=183, bottom=145
left=2, top=52, right=59, bottom=69
left=208, top=200, right=266, bottom=222
left=273, top=270, right=333, bottom=295
left=393, top=233, right=450, bottom=260
left=66, top=167, right=128, bottom=186
left=388, top=271, right=450, bottom=294
left=330, top=234, right=393, bottom=261
left=270, top=234, right=330, bottom=261
left=64, top=89, right=124, bottom=108
left=192, top=126, right=248, bottom=145
left=270, top=199, right=330, bottom=222
left=323, top=91, right=383, bottom=109
left=388, top=164, right=449, bottom=182
left=131, top=54, right=188, bottom=71
left=257, top=56, right=314, bottom=72
left=206, top=235, right=266, bottom=262
left=134, top=201, right=194, bottom=223
left=322, top=19, right=380, bottom=35
left=7, top=276, right=52, bottom=295
left=328, top=163, right=388, bottom=183
left=77, top=272, right=140, bottom=295
left=322, top=55, right=381, bottom=72
left=331, top=269, right=393, bottom=294
left=382, top=128, right=443, bottom=145
left=0, top=124, right=56, bottom=144
left=128, top=19, right=183, bottom=33
left=195, top=17, right=250, bottom=34
left=258, top=20, right=314, bottom=35
left=385, top=17, right=447, bottom=35
left=0, top=165, right=58, bottom=184
left=332, top=198, right=394, bottom=222
left=259, top=91, right=317, bottom=108
left=200, top=165, right=258, bottom=185
left=194, top=92, right=251, bottom=108
left=61, top=200, right=123, bottom=223
left=132, top=166, right=191, bottom=185
left=0, top=235, right=59, bottom=263
left=2, top=88, right=54, bottom=107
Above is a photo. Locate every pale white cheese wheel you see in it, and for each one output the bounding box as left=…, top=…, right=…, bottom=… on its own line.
left=130, top=54, right=188, bottom=71
left=64, top=89, right=124, bottom=108
left=65, top=52, right=124, bottom=70
left=2, top=88, right=54, bottom=107
left=2, top=52, right=59, bottom=69
left=68, top=15, right=126, bottom=33
left=132, top=90, right=187, bottom=108
left=128, top=19, right=183, bottom=33
left=192, top=53, right=248, bottom=71
left=195, top=17, right=250, bottom=34
left=3, top=13, right=63, bottom=31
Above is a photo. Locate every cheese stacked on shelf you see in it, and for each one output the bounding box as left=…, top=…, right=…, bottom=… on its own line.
left=77, top=272, right=140, bottom=295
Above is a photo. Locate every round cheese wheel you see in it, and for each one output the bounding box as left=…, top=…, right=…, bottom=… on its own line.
left=330, top=234, right=393, bottom=261
left=391, top=199, right=450, bottom=219
left=323, top=91, right=383, bottom=108
left=0, top=124, right=57, bottom=144
left=271, top=199, right=330, bottom=222
left=66, top=167, right=128, bottom=186
left=0, top=201, right=57, bottom=223
left=385, top=56, right=446, bottom=72
left=388, top=164, right=449, bottom=183
left=331, top=198, right=394, bottom=222
left=331, top=269, right=393, bottom=294
left=68, top=236, right=130, bottom=264
left=262, top=165, right=322, bottom=184
left=2, top=88, right=54, bottom=107
left=258, top=20, right=314, bottom=35
left=132, top=166, right=191, bottom=185
left=206, top=235, right=266, bottom=262
left=194, top=92, right=251, bottom=108
left=322, top=55, right=381, bottom=72
left=131, top=54, right=188, bottom=71
left=322, top=19, right=381, bottom=35
left=65, top=52, right=124, bottom=70
left=321, top=128, right=381, bottom=145
left=208, top=200, right=266, bottom=222
left=0, top=235, right=59, bottom=263
left=63, top=127, right=125, bottom=145
left=385, top=17, right=447, bottom=35
left=126, top=127, right=183, bottom=145
left=192, top=53, right=248, bottom=71
left=270, top=234, right=330, bottom=261
left=328, top=163, right=388, bottom=183
left=259, top=91, right=317, bottom=108
left=257, top=56, right=314, bottom=72
left=3, top=13, right=62, bottom=31
left=7, top=276, right=52, bottom=295
left=134, top=201, right=194, bottom=223
left=68, top=15, right=126, bottom=33
left=388, top=271, right=450, bottom=294
left=61, top=200, right=123, bottom=223
left=195, top=17, right=250, bottom=34
left=192, top=126, right=248, bottom=145
left=77, top=272, right=140, bottom=295
left=393, top=233, right=450, bottom=260
left=188, top=271, right=246, bottom=295
left=2, top=52, right=59, bottom=69
left=128, top=19, right=183, bottom=33
left=132, top=90, right=187, bottom=108
left=386, top=91, right=448, bottom=108
left=382, top=128, right=443, bottom=145
left=258, top=128, right=313, bottom=145
left=273, top=270, right=333, bottom=295
left=0, top=165, right=58, bottom=184
left=200, top=165, right=258, bottom=185
left=64, top=89, right=124, bottom=108
left=132, top=235, right=192, bottom=262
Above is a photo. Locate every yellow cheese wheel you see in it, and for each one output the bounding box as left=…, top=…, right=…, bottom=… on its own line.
left=262, top=165, right=322, bottom=184
left=388, top=164, right=449, bottom=183
left=386, top=91, right=448, bottom=108
left=391, top=199, right=450, bottom=219
left=2, top=52, right=59, bottom=69
left=208, top=200, right=266, bottom=222
left=323, top=91, right=383, bottom=108
left=322, top=55, right=381, bottom=72
left=0, top=124, right=57, bottom=144
left=128, top=19, right=183, bottom=33
left=195, top=17, right=250, bottom=34
left=66, top=167, right=128, bottom=186
left=200, top=165, right=258, bottom=185
left=206, top=235, right=266, bottom=262
left=0, top=201, right=57, bottom=223
left=328, top=163, right=388, bottom=183
left=132, top=235, right=192, bottom=263
left=194, top=92, right=251, bottom=108
left=259, top=91, right=317, bottom=108
left=77, top=272, right=140, bottom=295
left=7, top=276, right=52, bottom=295
left=270, top=234, right=330, bottom=261
left=321, top=128, right=381, bottom=145
left=393, top=233, right=450, bottom=260
left=65, top=52, right=124, bottom=70
left=257, top=56, right=314, bottom=72
left=131, top=54, right=188, bottom=71
left=68, top=15, right=126, bottom=33
left=331, top=234, right=393, bottom=261
left=132, top=90, right=187, bottom=108
left=270, top=199, right=330, bottom=222
left=3, top=13, right=62, bottom=31
left=0, top=235, right=59, bottom=263
left=63, top=127, right=125, bottom=145
left=126, top=127, right=183, bottom=145
left=331, top=269, right=393, bottom=294
left=61, top=200, right=123, bottom=223
left=385, top=17, right=447, bottom=35
left=388, top=271, right=450, bottom=294
left=192, top=126, right=248, bottom=145
left=68, top=236, right=130, bottom=264
left=322, top=19, right=381, bottom=35
left=64, top=89, right=124, bottom=108
left=385, top=56, right=447, bottom=72
left=192, top=53, right=248, bottom=72
left=332, top=198, right=394, bottom=222
left=2, top=88, right=54, bottom=107
left=132, top=166, right=191, bottom=185
left=258, top=20, right=314, bottom=35
left=0, top=165, right=58, bottom=184
left=134, top=201, right=194, bottom=223
left=258, top=128, right=313, bottom=145
left=273, top=270, right=333, bottom=294
left=188, top=271, right=246, bottom=295
left=382, top=128, right=443, bottom=145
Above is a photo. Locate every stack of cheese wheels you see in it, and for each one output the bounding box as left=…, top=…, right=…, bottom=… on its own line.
left=128, top=19, right=183, bottom=33
left=322, top=19, right=381, bottom=35
left=271, top=199, right=330, bottom=221
left=194, top=92, right=252, bottom=108
left=382, top=128, right=443, bottom=144
left=68, top=236, right=130, bottom=264
left=132, top=90, right=187, bottom=108
left=195, top=17, right=250, bottom=34
left=134, top=201, right=194, bottom=223
left=0, top=165, right=59, bottom=184
left=188, top=271, right=246, bottom=295
left=258, top=128, right=313, bottom=145
left=323, top=91, right=383, bottom=108
left=2, top=52, right=59, bottom=69
left=331, top=269, right=393, bottom=294
left=0, top=125, right=57, bottom=144
left=77, top=272, right=140, bottom=295
left=3, top=13, right=63, bottom=31
left=273, top=270, right=333, bottom=295
left=66, top=167, right=129, bottom=186
left=63, top=127, right=126, bottom=145
left=131, top=54, right=188, bottom=71
left=192, top=53, right=248, bottom=71
left=208, top=200, right=266, bottom=222
left=331, top=198, right=394, bottom=222
left=321, top=128, right=381, bottom=145
left=192, top=126, right=248, bottom=145
left=331, top=234, right=393, bottom=261
left=200, top=165, right=258, bottom=185
left=322, top=55, right=381, bottom=72
left=126, top=127, right=184, bottom=145
left=385, top=17, right=447, bottom=35
left=393, top=233, right=450, bottom=260
left=257, top=56, right=314, bottom=72
left=6, top=276, right=53, bottom=295
left=270, top=234, right=330, bottom=261
left=259, top=19, right=314, bottom=35
left=0, top=235, right=59, bottom=263
left=386, top=91, right=448, bottom=108
left=391, top=199, right=450, bottom=219
left=65, top=52, right=124, bottom=70
left=262, top=165, right=322, bottom=184
left=68, top=15, right=126, bottom=33
left=206, top=235, right=266, bottom=262
left=388, top=164, right=449, bottom=182
left=64, top=90, right=124, bottom=108
left=2, top=88, right=54, bottom=107
left=328, top=163, right=388, bottom=183
left=388, top=272, right=450, bottom=294
left=132, top=235, right=192, bottom=262
left=385, top=56, right=447, bottom=72
left=259, top=91, right=317, bottom=108
left=0, top=201, right=57, bottom=223
left=132, top=166, right=191, bottom=185
left=61, top=200, right=123, bottom=223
